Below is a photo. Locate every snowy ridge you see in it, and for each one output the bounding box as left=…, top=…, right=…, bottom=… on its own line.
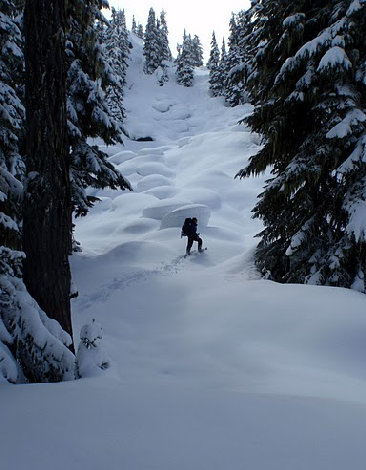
left=1, top=32, right=366, bottom=470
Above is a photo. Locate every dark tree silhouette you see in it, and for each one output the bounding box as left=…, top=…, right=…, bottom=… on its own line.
left=23, top=0, right=74, bottom=344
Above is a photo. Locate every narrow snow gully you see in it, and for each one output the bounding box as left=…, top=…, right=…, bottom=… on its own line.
left=3, top=32, right=366, bottom=470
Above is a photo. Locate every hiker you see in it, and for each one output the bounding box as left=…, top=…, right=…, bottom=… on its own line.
left=181, top=217, right=204, bottom=255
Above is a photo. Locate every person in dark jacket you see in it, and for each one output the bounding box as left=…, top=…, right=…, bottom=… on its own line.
left=184, top=217, right=203, bottom=255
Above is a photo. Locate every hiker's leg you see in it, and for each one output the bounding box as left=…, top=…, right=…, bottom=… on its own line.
left=195, top=234, right=203, bottom=250
left=186, top=237, right=194, bottom=254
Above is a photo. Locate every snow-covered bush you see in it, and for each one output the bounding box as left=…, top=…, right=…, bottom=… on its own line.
left=76, top=319, right=110, bottom=378
left=0, top=248, right=75, bottom=383
left=0, top=317, right=19, bottom=384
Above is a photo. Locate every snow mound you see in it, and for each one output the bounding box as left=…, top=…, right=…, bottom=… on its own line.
left=112, top=192, right=157, bottom=215
left=183, top=169, right=232, bottom=188
left=102, top=240, right=169, bottom=266
left=92, top=197, right=113, bottom=213
left=145, top=186, right=178, bottom=199
left=142, top=198, right=189, bottom=220
left=117, top=155, right=161, bottom=175
left=109, top=150, right=137, bottom=165
left=136, top=174, right=174, bottom=191
left=177, top=188, right=222, bottom=210
left=136, top=162, right=175, bottom=177
left=122, top=218, right=159, bottom=234
left=139, top=148, right=166, bottom=156
left=160, top=204, right=211, bottom=229
left=152, top=100, right=175, bottom=113
left=162, top=105, right=192, bottom=121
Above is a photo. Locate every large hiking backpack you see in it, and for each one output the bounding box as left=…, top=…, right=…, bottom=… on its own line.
left=181, top=217, right=193, bottom=237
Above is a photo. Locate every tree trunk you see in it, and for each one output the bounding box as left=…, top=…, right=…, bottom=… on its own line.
left=23, top=0, right=74, bottom=348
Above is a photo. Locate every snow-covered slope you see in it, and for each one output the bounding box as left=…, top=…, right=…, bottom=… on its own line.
left=2, top=34, right=366, bottom=470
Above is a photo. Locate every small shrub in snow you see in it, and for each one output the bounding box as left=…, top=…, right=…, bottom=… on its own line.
left=76, top=320, right=110, bottom=378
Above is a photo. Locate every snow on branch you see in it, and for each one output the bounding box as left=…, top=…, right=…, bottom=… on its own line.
left=326, top=109, right=366, bottom=139
left=347, top=0, right=364, bottom=16
left=345, top=199, right=366, bottom=242
left=295, top=31, right=332, bottom=61
left=317, top=46, right=352, bottom=73
left=285, top=217, right=315, bottom=257
left=338, top=135, right=366, bottom=172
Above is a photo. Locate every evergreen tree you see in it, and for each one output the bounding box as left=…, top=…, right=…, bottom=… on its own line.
left=66, top=0, right=131, bottom=217
left=207, top=31, right=220, bottom=70
left=221, top=9, right=255, bottom=106
left=137, top=23, right=144, bottom=39
left=237, top=0, right=366, bottom=292
left=221, top=38, right=227, bottom=64
left=215, top=38, right=228, bottom=97
left=191, top=35, right=204, bottom=67
left=158, top=10, right=172, bottom=62
left=208, top=32, right=222, bottom=96
left=157, top=65, right=169, bottom=86
left=0, top=0, right=24, bottom=255
left=0, top=0, right=25, bottom=382
left=104, top=7, right=130, bottom=123
left=131, top=15, right=137, bottom=34
left=0, top=0, right=75, bottom=384
left=1, top=0, right=132, bottom=383
left=176, top=32, right=194, bottom=87
left=143, top=8, right=161, bottom=74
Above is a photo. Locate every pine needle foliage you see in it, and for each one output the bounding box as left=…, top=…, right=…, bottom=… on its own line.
left=66, top=0, right=131, bottom=217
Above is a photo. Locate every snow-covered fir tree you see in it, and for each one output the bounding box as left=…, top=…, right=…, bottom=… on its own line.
left=131, top=16, right=144, bottom=39
left=137, top=23, right=144, bottom=39
left=221, top=9, right=255, bottom=106
left=158, top=10, right=172, bottom=62
left=237, top=0, right=366, bottom=292
left=176, top=31, right=204, bottom=71
left=104, top=7, right=130, bottom=123
left=191, top=35, right=204, bottom=67
left=0, top=0, right=26, bottom=383
left=154, top=10, right=172, bottom=85
left=207, top=31, right=220, bottom=71
left=143, top=8, right=161, bottom=74
left=221, top=39, right=227, bottom=66
left=176, top=32, right=195, bottom=87
left=66, top=0, right=131, bottom=217
left=1, top=0, right=133, bottom=384
left=0, top=0, right=24, bottom=255
left=131, top=15, right=137, bottom=34
left=208, top=32, right=222, bottom=97
left=143, top=8, right=171, bottom=79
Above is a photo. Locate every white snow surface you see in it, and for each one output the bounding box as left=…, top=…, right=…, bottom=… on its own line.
left=2, top=34, right=366, bottom=470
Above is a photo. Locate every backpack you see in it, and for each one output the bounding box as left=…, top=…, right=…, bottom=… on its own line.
left=181, top=217, right=193, bottom=237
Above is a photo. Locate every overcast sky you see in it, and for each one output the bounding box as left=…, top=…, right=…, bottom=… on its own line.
left=106, top=0, right=251, bottom=61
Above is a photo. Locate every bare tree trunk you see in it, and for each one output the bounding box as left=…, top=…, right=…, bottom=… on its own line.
left=23, top=0, right=74, bottom=349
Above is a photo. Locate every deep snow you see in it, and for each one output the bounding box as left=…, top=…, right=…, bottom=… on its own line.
left=1, top=34, right=366, bottom=470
